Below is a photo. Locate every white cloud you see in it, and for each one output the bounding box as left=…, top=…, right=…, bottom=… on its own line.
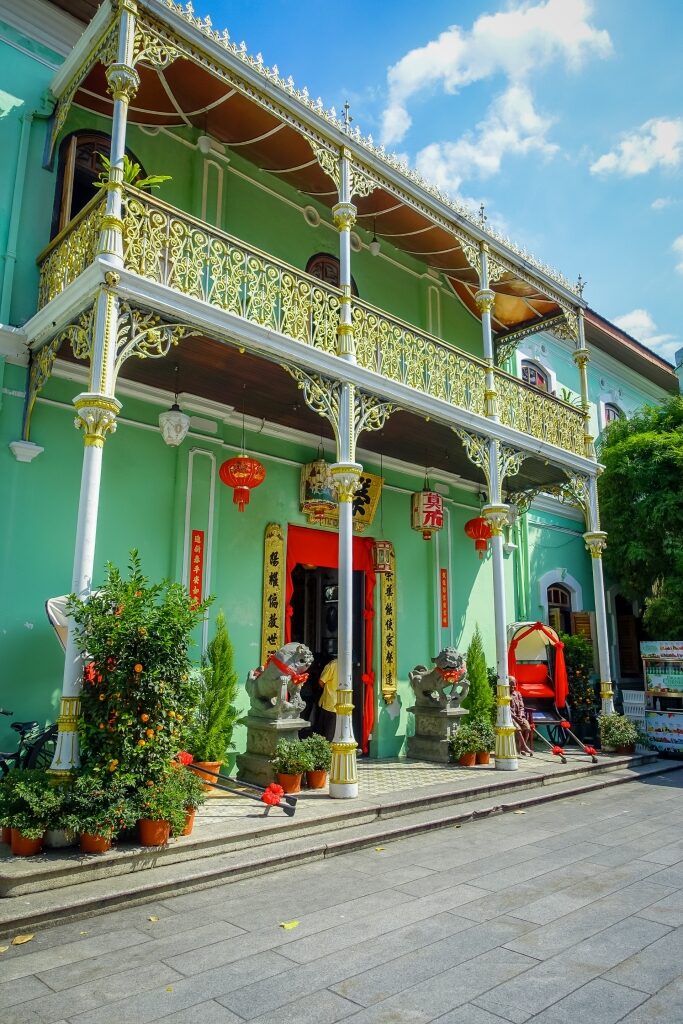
left=415, top=84, right=557, bottom=193
left=381, top=0, right=611, bottom=146
left=673, top=235, right=683, bottom=275
left=651, top=197, right=675, bottom=210
left=591, top=117, right=683, bottom=176
left=613, top=308, right=678, bottom=362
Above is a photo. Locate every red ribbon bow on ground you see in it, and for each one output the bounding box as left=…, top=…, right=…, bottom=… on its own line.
left=261, top=783, right=285, bottom=806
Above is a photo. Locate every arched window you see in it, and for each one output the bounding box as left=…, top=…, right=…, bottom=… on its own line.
left=604, top=403, right=623, bottom=426
left=51, top=131, right=146, bottom=237
left=547, top=583, right=572, bottom=635
left=306, top=253, right=358, bottom=295
left=521, top=360, right=548, bottom=392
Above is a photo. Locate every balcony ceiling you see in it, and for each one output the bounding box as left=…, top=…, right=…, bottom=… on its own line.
left=73, top=45, right=569, bottom=336
left=60, top=334, right=573, bottom=494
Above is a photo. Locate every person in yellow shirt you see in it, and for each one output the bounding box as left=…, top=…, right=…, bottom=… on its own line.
left=317, top=658, right=338, bottom=740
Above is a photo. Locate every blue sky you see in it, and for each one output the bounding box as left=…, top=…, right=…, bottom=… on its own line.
left=201, top=0, right=682, bottom=364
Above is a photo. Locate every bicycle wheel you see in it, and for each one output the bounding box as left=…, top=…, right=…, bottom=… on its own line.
left=24, top=726, right=58, bottom=770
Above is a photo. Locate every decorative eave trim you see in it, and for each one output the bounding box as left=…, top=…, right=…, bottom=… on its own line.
left=0, top=0, right=84, bottom=59
left=49, top=0, right=114, bottom=99
left=0, top=325, right=29, bottom=365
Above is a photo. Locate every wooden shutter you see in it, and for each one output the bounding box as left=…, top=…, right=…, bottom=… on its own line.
left=571, top=611, right=598, bottom=670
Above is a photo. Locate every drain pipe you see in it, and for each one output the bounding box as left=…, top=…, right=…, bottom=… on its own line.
left=1, top=103, right=52, bottom=323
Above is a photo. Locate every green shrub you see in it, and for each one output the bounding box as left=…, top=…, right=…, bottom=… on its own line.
left=448, top=722, right=484, bottom=760
left=134, top=768, right=187, bottom=834
left=302, top=734, right=332, bottom=771
left=62, top=772, right=136, bottom=841
left=1, top=770, right=66, bottom=840
left=188, top=611, right=240, bottom=762
left=470, top=717, right=495, bottom=752
left=271, top=739, right=313, bottom=775
left=463, top=625, right=495, bottom=724
left=560, top=632, right=599, bottom=726
left=598, top=713, right=641, bottom=749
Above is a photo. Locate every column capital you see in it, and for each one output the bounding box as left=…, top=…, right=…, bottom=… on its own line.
left=330, top=462, right=362, bottom=502
left=483, top=502, right=509, bottom=536
left=583, top=530, right=607, bottom=558
left=106, top=63, right=140, bottom=103
left=332, top=202, right=356, bottom=231
left=572, top=346, right=590, bottom=369
left=73, top=393, right=122, bottom=448
left=475, top=288, right=495, bottom=313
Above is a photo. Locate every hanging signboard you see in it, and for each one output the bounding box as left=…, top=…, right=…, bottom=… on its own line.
left=300, top=468, right=383, bottom=533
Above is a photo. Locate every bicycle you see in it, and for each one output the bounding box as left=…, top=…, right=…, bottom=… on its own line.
left=0, top=708, right=58, bottom=776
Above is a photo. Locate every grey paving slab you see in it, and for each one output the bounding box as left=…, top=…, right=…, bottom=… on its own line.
left=640, top=837, right=683, bottom=864
left=450, top=861, right=600, bottom=923
left=35, top=919, right=246, bottom=992
left=11, top=961, right=182, bottom=1024
left=0, top=974, right=53, bottom=1010
left=516, top=978, right=647, bottom=1024
left=474, top=916, right=670, bottom=1022
left=602, top=924, right=683, bottom=993
left=156, top=1002, right=243, bottom=1024
left=0, top=927, right=152, bottom=983
left=67, top=950, right=294, bottom=1024
left=645, top=861, right=683, bottom=887
left=432, top=1006, right=515, bottom=1024
left=216, top=913, right=477, bottom=1020
left=617, top=976, right=683, bottom=1024
left=503, top=880, right=677, bottom=960
left=636, top=888, right=683, bottom=926
left=329, top=916, right=536, bottom=1007
left=247, top=989, right=361, bottom=1024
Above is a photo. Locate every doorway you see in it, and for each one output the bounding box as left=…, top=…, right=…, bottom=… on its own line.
left=289, top=565, right=365, bottom=746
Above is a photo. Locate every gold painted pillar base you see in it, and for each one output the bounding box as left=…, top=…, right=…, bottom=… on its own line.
left=47, top=696, right=81, bottom=779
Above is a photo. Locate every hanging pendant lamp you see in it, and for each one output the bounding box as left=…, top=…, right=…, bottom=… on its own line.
left=411, top=472, right=444, bottom=541
left=159, top=364, right=190, bottom=447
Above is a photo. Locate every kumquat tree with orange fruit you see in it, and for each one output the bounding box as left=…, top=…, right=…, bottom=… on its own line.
left=68, top=551, right=211, bottom=781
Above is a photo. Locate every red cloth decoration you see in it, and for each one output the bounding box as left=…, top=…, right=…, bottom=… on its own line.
left=437, top=667, right=465, bottom=683
left=177, top=751, right=193, bottom=765
left=508, top=621, right=569, bottom=708
left=560, top=720, right=571, bottom=729
left=284, top=526, right=375, bottom=754
left=269, top=655, right=309, bottom=686
left=584, top=745, right=597, bottom=756
left=551, top=745, right=565, bottom=756
left=261, top=783, right=284, bottom=806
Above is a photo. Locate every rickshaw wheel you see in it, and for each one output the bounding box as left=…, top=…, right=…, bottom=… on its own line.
left=547, top=707, right=571, bottom=745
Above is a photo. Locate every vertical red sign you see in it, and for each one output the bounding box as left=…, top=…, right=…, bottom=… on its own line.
left=440, top=568, right=449, bottom=628
left=189, top=529, right=204, bottom=605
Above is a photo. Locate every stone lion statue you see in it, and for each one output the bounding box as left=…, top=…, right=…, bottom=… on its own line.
left=409, top=647, right=469, bottom=709
left=246, top=642, right=314, bottom=720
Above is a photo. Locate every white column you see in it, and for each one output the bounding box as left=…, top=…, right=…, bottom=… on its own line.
left=476, top=244, right=498, bottom=420
left=329, top=146, right=360, bottom=798
left=573, top=309, right=596, bottom=460
left=584, top=476, right=614, bottom=714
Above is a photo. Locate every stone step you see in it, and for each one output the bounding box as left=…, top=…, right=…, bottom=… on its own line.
left=0, top=757, right=679, bottom=938
left=0, top=752, right=658, bottom=900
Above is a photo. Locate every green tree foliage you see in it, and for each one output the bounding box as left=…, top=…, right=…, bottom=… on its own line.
left=598, top=396, right=683, bottom=637
left=189, top=611, right=240, bottom=762
left=559, top=632, right=598, bottom=727
left=462, top=624, right=495, bottom=724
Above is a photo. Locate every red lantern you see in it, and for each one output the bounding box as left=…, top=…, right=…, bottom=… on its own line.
left=219, top=455, right=266, bottom=511
left=464, top=516, right=492, bottom=559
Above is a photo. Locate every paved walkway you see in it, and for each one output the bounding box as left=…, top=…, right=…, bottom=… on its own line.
left=2, top=768, right=682, bottom=1023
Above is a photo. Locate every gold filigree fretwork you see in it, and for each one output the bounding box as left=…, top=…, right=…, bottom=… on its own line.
left=380, top=544, right=398, bottom=705
left=547, top=473, right=590, bottom=514
left=115, top=302, right=199, bottom=374
left=498, top=444, right=526, bottom=482
left=354, top=391, right=394, bottom=439
left=349, top=161, right=378, bottom=200
left=495, top=371, right=584, bottom=456
left=23, top=336, right=63, bottom=440
left=284, top=367, right=392, bottom=451
left=132, top=20, right=181, bottom=68
left=37, top=194, right=105, bottom=307
left=494, top=313, right=567, bottom=367
left=454, top=429, right=526, bottom=494
left=261, top=523, right=285, bottom=665
left=310, top=140, right=340, bottom=189
left=49, top=26, right=118, bottom=159
left=549, top=309, right=580, bottom=343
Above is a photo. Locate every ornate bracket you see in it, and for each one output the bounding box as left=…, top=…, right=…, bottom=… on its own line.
left=132, top=19, right=182, bottom=69
left=507, top=470, right=590, bottom=521
left=454, top=427, right=526, bottom=495
left=549, top=308, right=580, bottom=344
left=494, top=313, right=567, bottom=367
left=23, top=336, right=63, bottom=441
left=310, top=140, right=340, bottom=190
left=284, top=366, right=393, bottom=449
left=115, top=303, right=199, bottom=374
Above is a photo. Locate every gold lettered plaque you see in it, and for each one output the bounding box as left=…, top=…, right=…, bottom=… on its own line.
left=380, top=544, right=397, bottom=704
left=261, top=523, right=285, bottom=666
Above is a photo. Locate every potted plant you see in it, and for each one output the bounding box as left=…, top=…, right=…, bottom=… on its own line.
left=63, top=772, right=135, bottom=854
left=135, top=769, right=187, bottom=846
left=471, top=717, right=495, bottom=765
left=302, top=734, right=332, bottom=789
left=448, top=722, right=480, bottom=767
left=187, top=611, right=239, bottom=791
left=0, top=771, right=18, bottom=845
left=598, top=713, right=640, bottom=754
left=2, top=770, right=63, bottom=856
left=271, top=739, right=313, bottom=793
left=172, top=760, right=207, bottom=836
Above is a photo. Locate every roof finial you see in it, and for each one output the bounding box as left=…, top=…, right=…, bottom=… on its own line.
left=342, top=100, right=353, bottom=133
left=478, top=202, right=487, bottom=228
left=576, top=273, right=586, bottom=297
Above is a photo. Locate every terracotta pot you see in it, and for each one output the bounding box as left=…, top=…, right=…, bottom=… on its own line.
left=11, top=829, right=43, bottom=857
left=189, top=760, right=223, bottom=793
left=458, top=752, right=476, bottom=767
left=616, top=744, right=636, bottom=755
left=80, top=832, right=112, bottom=854
left=476, top=751, right=491, bottom=765
left=306, top=769, right=328, bottom=790
left=2, top=826, right=11, bottom=845
left=181, top=808, right=196, bottom=836
left=138, top=818, right=171, bottom=846
left=277, top=772, right=302, bottom=794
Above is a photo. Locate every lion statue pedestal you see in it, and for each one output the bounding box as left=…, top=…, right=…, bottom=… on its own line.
left=407, top=647, right=470, bottom=764
left=236, top=642, right=313, bottom=787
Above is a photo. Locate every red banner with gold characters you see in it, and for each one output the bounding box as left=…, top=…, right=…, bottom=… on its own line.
left=189, top=529, right=204, bottom=605
left=440, top=568, right=449, bottom=628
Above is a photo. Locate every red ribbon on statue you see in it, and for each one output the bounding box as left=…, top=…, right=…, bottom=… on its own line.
left=269, top=655, right=309, bottom=687
left=437, top=667, right=464, bottom=683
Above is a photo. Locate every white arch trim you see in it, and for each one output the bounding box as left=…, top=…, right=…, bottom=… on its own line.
left=538, top=569, right=584, bottom=622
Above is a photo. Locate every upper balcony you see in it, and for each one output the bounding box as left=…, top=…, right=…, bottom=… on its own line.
left=37, top=185, right=585, bottom=459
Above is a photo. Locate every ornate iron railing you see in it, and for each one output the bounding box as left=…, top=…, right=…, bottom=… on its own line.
left=37, top=193, right=104, bottom=307
left=37, top=186, right=585, bottom=456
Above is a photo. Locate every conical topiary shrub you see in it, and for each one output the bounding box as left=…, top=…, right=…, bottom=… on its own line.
left=462, top=624, right=495, bottom=725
